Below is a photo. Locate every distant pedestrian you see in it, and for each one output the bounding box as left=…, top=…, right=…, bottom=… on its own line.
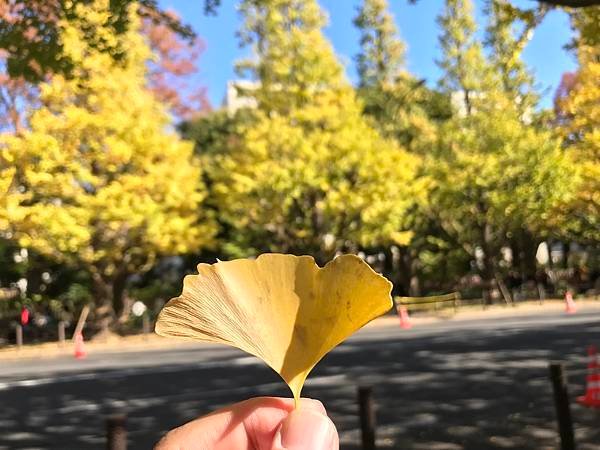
left=20, top=307, right=29, bottom=326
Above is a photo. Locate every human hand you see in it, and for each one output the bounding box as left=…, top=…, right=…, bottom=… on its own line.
left=155, top=397, right=339, bottom=450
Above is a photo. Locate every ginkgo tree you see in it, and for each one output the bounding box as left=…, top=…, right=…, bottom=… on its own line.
left=429, top=0, right=576, bottom=292
left=0, top=0, right=216, bottom=333
left=210, top=0, right=422, bottom=265
left=352, top=0, right=451, bottom=295
left=354, top=0, right=442, bottom=155
left=485, top=0, right=541, bottom=115
left=555, top=6, right=600, bottom=244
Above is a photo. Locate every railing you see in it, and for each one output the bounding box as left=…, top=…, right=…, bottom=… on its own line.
left=395, top=292, right=461, bottom=313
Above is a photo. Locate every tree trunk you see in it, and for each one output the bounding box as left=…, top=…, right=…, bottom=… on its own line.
left=480, top=221, right=498, bottom=302
left=382, top=247, right=400, bottom=295
left=563, top=242, right=571, bottom=269
left=521, top=230, right=539, bottom=282
left=396, top=247, right=412, bottom=297
left=91, top=270, right=129, bottom=337
left=511, top=229, right=539, bottom=283
left=25, top=259, right=43, bottom=297
left=381, top=246, right=418, bottom=297
left=113, top=271, right=130, bottom=324
left=409, top=275, right=421, bottom=297
left=546, top=240, right=554, bottom=268
left=538, top=0, right=600, bottom=7
left=481, top=255, right=496, bottom=304
left=92, top=273, right=115, bottom=337
left=510, top=238, right=522, bottom=276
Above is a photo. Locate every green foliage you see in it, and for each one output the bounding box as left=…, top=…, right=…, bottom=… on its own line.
left=437, top=0, right=494, bottom=116
left=354, top=0, right=405, bottom=88
left=49, top=281, right=93, bottom=320
left=568, top=5, right=600, bottom=47
left=428, top=0, right=578, bottom=285
left=485, top=0, right=541, bottom=112
left=430, top=105, right=576, bottom=279
left=359, top=78, right=445, bottom=154
left=0, top=0, right=194, bottom=82
left=0, top=239, right=26, bottom=286
left=354, top=0, right=449, bottom=155
left=179, top=109, right=256, bottom=158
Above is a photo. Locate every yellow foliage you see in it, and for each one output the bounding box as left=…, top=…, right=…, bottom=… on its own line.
left=212, top=87, right=421, bottom=259
left=557, top=19, right=600, bottom=242
left=216, top=0, right=423, bottom=261
left=429, top=104, right=577, bottom=273
left=0, top=0, right=215, bottom=277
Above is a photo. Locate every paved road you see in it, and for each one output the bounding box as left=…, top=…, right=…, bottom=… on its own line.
left=1, top=311, right=600, bottom=450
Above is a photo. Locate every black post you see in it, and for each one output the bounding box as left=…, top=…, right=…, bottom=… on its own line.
left=549, top=363, right=576, bottom=450
left=358, top=386, right=376, bottom=450
left=106, top=414, right=127, bottom=450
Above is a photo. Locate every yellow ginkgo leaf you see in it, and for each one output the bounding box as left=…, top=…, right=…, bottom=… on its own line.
left=155, top=253, right=393, bottom=403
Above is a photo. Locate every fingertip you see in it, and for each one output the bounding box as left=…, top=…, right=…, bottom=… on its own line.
left=298, top=398, right=327, bottom=415
left=241, top=396, right=327, bottom=416
left=272, top=409, right=338, bottom=450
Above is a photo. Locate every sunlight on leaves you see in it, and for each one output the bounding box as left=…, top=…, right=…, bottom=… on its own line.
left=155, top=253, right=393, bottom=404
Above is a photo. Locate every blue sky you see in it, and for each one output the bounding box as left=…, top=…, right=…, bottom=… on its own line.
left=159, top=0, right=577, bottom=109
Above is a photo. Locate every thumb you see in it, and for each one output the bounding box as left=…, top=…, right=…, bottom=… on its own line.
left=271, top=408, right=339, bottom=450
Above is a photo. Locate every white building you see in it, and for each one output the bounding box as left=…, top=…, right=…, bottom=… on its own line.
left=223, top=80, right=259, bottom=115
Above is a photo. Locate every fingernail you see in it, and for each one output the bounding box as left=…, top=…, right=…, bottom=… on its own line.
left=274, top=409, right=336, bottom=450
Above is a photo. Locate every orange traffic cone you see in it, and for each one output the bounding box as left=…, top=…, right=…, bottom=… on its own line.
left=74, top=332, right=87, bottom=359
left=397, top=305, right=412, bottom=329
left=565, top=290, right=577, bottom=314
left=577, top=345, right=600, bottom=408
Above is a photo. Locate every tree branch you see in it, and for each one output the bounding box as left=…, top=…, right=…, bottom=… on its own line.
left=407, top=0, right=600, bottom=7
left=203, top=0, right=599, bottom=15
left=536, top=0, right=600, bottom=6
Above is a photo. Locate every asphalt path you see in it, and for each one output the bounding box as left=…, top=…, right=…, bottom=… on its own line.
left=1, top=310, right=600, bottom=450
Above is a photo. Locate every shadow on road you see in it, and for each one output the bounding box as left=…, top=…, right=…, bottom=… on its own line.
left=1, top=320, right=599, bottom=450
